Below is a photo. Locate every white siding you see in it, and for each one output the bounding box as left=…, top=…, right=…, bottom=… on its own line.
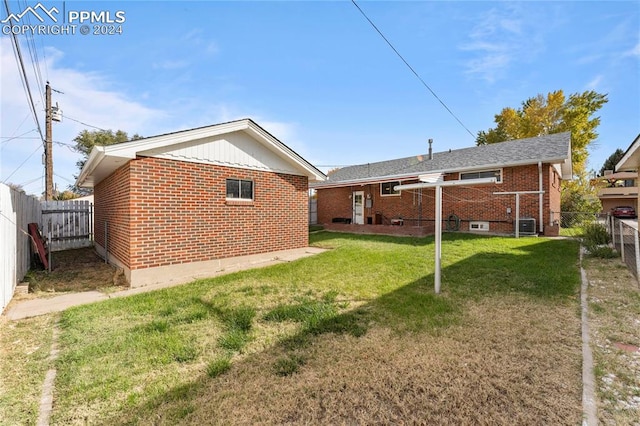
left=138, top=131, right=302, bottom=175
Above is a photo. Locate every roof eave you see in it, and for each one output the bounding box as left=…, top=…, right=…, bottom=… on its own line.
left=245, top=120, right=326, bottom=182
left=78, top=119, right=326, bottom=187
left=313, top=156, right=571, bottom=189
left=76, top=146, right=107, bottom=188
left=616, top=134, right=640, bottom=171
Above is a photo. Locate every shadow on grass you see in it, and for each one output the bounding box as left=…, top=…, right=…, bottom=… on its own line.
left=94, top=234, right=579, bottom=424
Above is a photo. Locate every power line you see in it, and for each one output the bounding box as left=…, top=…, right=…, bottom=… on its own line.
left=2, top=143, right=41, bottom=183
left=17, top=175, right=43, bottom=187
left=21, top=0, right=46, bottom=105
left=53, top=172, right=75, bottom=184
left=3, top=0, right=45, bottom=143
left=0, top=129, right=38, bottom=144
left=63, top=114, right=108, bottom=131
left=350, top=0, right=475, bottom=140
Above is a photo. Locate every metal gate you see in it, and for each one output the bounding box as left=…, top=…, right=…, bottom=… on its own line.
left=41, top=200, right=93, bottom=252
left=309, top=198, right=318, bottom=225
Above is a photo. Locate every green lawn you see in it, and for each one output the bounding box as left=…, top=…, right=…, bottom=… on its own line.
left=2, top=232, right=584, bottom=424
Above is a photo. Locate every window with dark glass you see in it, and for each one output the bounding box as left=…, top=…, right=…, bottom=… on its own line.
left=460, top=169, right=502, bottom=183
left=381, top=181, right=401, bottom=196
left=226, top=179, right=254, bottom=200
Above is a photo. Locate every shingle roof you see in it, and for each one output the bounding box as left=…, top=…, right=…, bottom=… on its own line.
left=315, top=132, right=572, bottom=187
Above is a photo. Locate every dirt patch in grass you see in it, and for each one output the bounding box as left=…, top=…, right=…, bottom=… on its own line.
left=21, top=248, right=127, bottom=297
left=96, top=294, right=581, bottom=425
left=583, top=257, right=640, bottom=424
left=152, top=295, right=582, bottom=425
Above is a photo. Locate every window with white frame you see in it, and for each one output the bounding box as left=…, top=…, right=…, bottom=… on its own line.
left=226, top=178, right=254, bottom=200
left=459, top=169, right=502, bottom=183
left=381, top=181, right=401, bottom=196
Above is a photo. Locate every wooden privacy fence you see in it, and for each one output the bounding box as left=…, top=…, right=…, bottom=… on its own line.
left=0, top=183, right=41, bottom=313
left=41, top=200, right=94, bottom=252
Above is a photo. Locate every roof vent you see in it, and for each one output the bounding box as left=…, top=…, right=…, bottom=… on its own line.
left=428, top=138, right=433, bottom=160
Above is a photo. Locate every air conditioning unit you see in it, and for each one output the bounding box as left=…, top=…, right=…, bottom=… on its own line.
left=518, top=218, right=536, bottom=235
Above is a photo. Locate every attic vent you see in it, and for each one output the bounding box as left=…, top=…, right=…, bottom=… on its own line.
left=469, top=221, right=489, bottom=232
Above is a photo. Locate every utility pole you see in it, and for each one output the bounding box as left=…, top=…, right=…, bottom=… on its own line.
left=45, top=82, right=53, bottom=200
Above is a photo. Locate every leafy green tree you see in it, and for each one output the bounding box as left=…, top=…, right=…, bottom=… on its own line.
left=476, top=90, right=608, bottom=215
left=599, top=148, right=625, bottom=176
left=73, top=129, right=142, bottom=171
left=70, top=129, right=142, bottom=193
left=476, top=90, right=608, bottom=176
left=560, top=173, right=602, bottom=215
left=53, top=190, right=80, bottom=200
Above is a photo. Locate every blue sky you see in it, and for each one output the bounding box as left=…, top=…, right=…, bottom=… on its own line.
left=1, top=0, right=639, bottom=196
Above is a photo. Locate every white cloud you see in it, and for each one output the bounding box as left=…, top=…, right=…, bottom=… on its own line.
left=152, top=60, right=189, bottom=70
left=586, top=75, right=603, bottom=90
left=624, top=41, right=640, bottom=57
left=459, top=5, right=548, bottom=83
left=0, top=38, right=164, bottom=194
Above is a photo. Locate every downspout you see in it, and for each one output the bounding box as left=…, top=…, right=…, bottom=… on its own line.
left=538, top=161, right=544, bottom=234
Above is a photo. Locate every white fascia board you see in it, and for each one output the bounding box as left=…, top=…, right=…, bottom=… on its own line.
left=245, top=121, right=326, bottom=182
left=80, top=119, right=326, bottom=186
left=616, top=134, right=640, bottom=171
left=105, top=120, right=252, bottom=159
left=76, top=146, right=106, bottom=188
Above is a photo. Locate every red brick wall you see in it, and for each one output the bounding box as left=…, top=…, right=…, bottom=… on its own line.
left=123, top=157, right=308, bottom=270
left=94, top=162, right=131, bottom=266
left=547, top=164, right=562, bottom=226
left=317, top=164, right=563, bottom=235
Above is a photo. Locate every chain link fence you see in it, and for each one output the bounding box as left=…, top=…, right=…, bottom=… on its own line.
left=556, top=211, right=640, bottom=280
left=553, top=211, right=607, bottom=238
left=609, top=216, right=640, bottom=279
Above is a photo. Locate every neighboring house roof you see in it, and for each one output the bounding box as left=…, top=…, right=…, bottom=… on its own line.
left=616, top=133, right=640, bottom=172
left=593, top=171, right=637, bottom=181
left=313, top=132, right=573, bottom=189
left=77, top=118, right=326, bottom=188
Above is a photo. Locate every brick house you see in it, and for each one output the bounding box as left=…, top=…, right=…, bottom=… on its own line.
left=77, top=119, right=325, bottom=287
left=313, top=132, right=572, bottom=237
left=615, top=133, right=640, bottom=216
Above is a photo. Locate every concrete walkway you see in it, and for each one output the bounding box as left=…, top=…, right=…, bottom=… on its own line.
left=4, top=247, right=326, bottom=321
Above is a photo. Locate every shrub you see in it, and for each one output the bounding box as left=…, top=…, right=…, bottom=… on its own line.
left=585, top=245, right=618, bottom=259
left=582, top=222, right=610, bottom=246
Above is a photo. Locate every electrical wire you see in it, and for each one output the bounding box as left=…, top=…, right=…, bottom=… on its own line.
left=3, top=0, right=45, bottom=143
left=350, top=0, right=476, bottom=140
left=0, top=129, right=38, bottom=144
left=20, top=0, right=46, bottom=106
left=2, top=143, right=42, bottom=183
left=53, top=172, right=75, bottom=184
left=17, top=175, right=43, bottom=187
left=63, top=114, right=108, bottom=131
